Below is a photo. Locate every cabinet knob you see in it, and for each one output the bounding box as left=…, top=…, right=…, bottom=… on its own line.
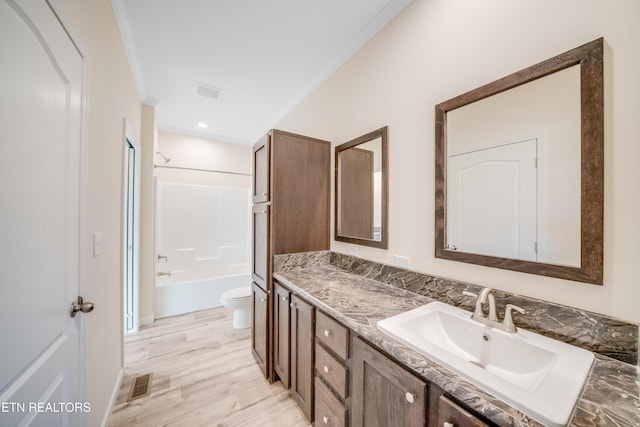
left=290, top=302, right=294, bottom=308
left=323, top=329, right=331, bottom=337
left=323, top=366, right=330, bottom=374
left=443, top=422, right=455, bottom=427
left=281, top=296, right=287, bottom=301
left=260, top=298, right=266, bottom=303
left=405, top=392, right=415, bottom=403
left=322, top=416, right=329, bottom=424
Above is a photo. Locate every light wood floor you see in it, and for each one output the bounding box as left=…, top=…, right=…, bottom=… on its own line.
left=108, top=307, right=311, bottom=427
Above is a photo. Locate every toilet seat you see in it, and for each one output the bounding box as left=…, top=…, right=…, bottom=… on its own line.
left=221, top=287, right=251, bottom=301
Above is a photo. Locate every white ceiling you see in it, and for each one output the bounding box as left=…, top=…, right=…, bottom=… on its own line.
left=112, top=0, right=413, bottom=145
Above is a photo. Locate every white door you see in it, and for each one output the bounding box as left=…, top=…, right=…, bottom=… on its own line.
left=447, top=139, right=538, bottom=260
left=0, top=1, right=87, bottom=426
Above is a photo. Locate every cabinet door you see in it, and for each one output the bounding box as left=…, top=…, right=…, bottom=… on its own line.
left=251, top=282, right=269, bottom=377
left=271, top=130, right=330, bottom=255
left=253, top=133, right=270, bottom=203
left=290, top=294, right=315, bottom=421
left=273, top=282, right=291, bottom=387
left=351, top=337, right=427, bottom=427
left=252, top=204, right=270, bottom=289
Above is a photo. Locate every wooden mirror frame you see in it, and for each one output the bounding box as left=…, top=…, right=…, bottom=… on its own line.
left=335, top=126, right=389, bottom=249
left=434, top=38, right=604, bottom=285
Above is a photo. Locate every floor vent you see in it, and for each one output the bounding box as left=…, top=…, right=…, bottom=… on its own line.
left=127, top=373, right=153, bottom=402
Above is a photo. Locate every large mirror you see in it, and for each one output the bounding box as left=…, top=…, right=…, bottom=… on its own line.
left=335, top=126, right=388, bottom=248
left=435, top=38, right=604, bottom=285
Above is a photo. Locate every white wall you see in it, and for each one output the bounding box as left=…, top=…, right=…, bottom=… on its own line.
left=276, top=0, right=640, bottom=323
left=58, top=0, right=142, bottom=425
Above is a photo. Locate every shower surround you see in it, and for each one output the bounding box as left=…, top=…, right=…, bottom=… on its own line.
left=155, top=181, right=251, bottom=318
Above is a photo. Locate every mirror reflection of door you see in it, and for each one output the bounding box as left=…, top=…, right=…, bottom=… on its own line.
left=339, top=147, right=374, bottom=239
left=447, top=139, right=538, bottom=260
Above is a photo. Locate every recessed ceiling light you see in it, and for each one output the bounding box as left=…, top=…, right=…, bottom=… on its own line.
left=197, top=122, right=208, bottom=129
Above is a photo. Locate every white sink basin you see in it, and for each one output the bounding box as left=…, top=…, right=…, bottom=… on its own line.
left=377, top=301, right=594, bottom=427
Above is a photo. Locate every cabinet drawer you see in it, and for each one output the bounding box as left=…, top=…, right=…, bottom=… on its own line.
left=316, top=311, right=349, bottom=360
left=315, top=343, right=348, bottom=399
left=437, top=395, right=489, bottom=427
left=315, top=377, right=347, bottom=427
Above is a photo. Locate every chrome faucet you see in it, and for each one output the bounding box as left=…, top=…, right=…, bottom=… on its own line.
left=463, top=287, right=526, bottom=333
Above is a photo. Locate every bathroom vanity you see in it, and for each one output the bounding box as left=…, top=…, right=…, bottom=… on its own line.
left=270, top=251, right=639, bottom=427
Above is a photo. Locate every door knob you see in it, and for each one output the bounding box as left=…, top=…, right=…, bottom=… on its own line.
left=70, top=296, right=94, bottom=318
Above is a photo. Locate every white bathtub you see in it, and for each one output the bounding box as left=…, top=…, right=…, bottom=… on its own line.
left=154, top=272, right=251, bottom=318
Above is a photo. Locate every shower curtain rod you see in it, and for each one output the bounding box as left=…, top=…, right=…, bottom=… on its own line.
left=154, top=164, right=252, bottom=176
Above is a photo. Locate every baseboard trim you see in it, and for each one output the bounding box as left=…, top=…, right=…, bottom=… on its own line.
left=139, top=315, right=155, bottom=326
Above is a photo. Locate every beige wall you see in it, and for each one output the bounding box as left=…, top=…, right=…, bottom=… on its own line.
left=156, top=131, right=252, bottom=177
left=277, top=0, right=640, bottom=323
left=58, top=0, right=142, bottom=425
left=139, top=104, right=157, bottom=327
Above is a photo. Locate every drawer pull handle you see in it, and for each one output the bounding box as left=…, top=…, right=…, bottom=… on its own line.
left=444, top=422, right=454, bottom=427
left=405, top=392, right=415, bottom=403
left=322, top=416, right=329, bottom=424
left=323, top=366, right=330, bottom=373
left=323, top=329, right=331, bottom=337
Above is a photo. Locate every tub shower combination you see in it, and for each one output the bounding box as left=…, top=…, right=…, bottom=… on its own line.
left=154, top=181, right=252, bottom=320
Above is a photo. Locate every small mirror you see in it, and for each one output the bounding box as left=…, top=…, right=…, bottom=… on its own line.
left=435, top=39, right=603, bottom=284
left=335, top=126, right=388, bottom=248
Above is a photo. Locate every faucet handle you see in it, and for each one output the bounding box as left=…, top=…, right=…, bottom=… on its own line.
left=503, top=304, right=526, bottom=333
left=462, top=290, right=478, bottom=299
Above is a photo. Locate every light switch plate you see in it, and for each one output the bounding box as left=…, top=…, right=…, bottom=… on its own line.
left=93, top=232, right=103, bottom=257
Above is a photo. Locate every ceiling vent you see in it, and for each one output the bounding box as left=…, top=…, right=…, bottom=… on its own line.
left=196, top=83, right=223, bottom=100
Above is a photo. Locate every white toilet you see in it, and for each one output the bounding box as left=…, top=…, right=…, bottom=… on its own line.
left=220, top=287, right=252, bottom=329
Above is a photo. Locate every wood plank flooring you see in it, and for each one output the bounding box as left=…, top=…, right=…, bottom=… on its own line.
left=109, top=307, right=311, bottom=427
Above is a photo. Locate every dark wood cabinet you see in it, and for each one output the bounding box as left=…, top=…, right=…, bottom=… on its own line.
left=251, top=129, right=330, bottom=382
left=290, top=294, right=315, bottom=421
left=315, top=376, right=347, bottom=427
left=270, top=131, right=331, bottom=255
left=252, top=133, right=269, bottom=203
left=273, top=281, right=291, bottom=388
left=251, top=282, right=268, bottom=377
left=429, top=388, right=490, bottom=427
left=314, top=311, right=350, bottom=427
left=351, top=337, right=427, bottom=427
left=252, top=205, right=270, bottom=290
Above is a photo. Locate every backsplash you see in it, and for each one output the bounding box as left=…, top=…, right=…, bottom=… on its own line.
left=274, top=251, right=639, bottom=365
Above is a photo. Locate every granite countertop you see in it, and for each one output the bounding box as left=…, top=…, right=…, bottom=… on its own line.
left=273, top=264, right=640, bottom=427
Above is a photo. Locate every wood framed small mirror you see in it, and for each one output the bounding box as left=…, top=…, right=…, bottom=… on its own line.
left=435, top=38, right=604, bottom=285
left=335, top=126, right=388, bottom=248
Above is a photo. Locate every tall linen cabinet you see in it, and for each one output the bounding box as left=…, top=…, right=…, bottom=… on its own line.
left=251, top=129, right=331, bottom=381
